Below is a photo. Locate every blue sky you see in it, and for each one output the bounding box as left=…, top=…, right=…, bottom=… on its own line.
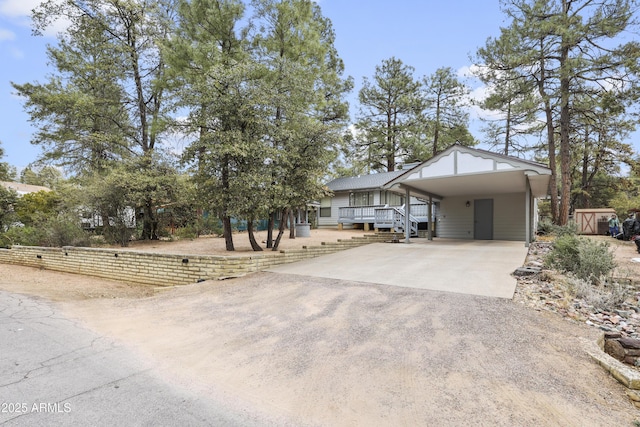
left=0, top=0, right=506, bottom=171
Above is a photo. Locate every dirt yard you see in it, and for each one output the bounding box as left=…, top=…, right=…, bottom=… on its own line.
left=111, top=228, right=370, bottom=256
left=2, top=231, right=640, bottom=425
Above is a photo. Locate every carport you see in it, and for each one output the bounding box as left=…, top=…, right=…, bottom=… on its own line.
left=384, top=145, right=552, bottom=246
left=269, top=239, right=528, bottom=298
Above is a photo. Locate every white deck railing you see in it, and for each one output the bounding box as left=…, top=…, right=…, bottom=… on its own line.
left=337, top=205, right=385, bottom=223
left=338, top=204, right=426, bottom=236
left=338, top=204, right=428, bottom=223
left=374, top=206, right=419, bottom=236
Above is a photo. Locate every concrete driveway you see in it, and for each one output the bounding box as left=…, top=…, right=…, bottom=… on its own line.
left=269, top=239, right=529, bottom=298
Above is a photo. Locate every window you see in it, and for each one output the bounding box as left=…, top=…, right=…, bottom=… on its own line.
left=349, top=191, right=373, bottom=207
left=383, top=191, right=404, bottom=206
left=320, top=197, right=331, bottom=217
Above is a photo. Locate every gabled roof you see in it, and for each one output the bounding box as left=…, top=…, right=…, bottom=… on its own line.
left=326, top=170, right=405, bottom=192
left=384, top=144, right=552, bottom=199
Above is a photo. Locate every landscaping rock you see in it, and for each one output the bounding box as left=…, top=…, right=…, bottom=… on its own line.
left=605, top=339, right=626, bottom=361
left=619, top=337, right=640, bottom=349
left=513, top=266, right=542, bottom=276
left=514, top=241, right=640, bottom=342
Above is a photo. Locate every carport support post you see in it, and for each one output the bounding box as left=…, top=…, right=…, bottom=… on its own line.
left=428, top=196, right=433, bottom=241
left=525, top=179, right=531, bottom=247
left=405, top=187, right=411, bottom=243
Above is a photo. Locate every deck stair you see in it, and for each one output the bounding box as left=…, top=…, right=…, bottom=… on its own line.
left=373, top=206, right=419, bottom=237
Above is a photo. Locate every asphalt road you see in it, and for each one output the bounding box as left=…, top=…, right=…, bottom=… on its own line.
left=0, top=290, right=259, bottom=427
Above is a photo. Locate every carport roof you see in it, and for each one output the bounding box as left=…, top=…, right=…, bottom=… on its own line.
left=385, top=145, right=552, bottom=200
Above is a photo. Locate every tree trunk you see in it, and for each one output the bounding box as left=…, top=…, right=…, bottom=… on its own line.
left=546, top=104, right=559, bottom=224
left=266, top=213, right=274, bottom=249
left=100, top=210, right=112, bottom=239
left=432, top=99, right=441, bottom=157
left=579, top=129, right=590, bottom=209
left=536, top=38, right=559, bottom=224
left=247, top=218, right=263, bottom=251
left=387, top=111, right=395, bottom=171
left=141, top=201, right=158, bottom=240
left=272, top=208, right=288, bottom=251
left=289, top=209, right=295, bottom=239
left=220, top=155, right=234, bottom=251
left=504, top=101, right=512, bottom=156
left=558, top=31, right=572, bottom=226
left=221, top=215, right=234, bottom=251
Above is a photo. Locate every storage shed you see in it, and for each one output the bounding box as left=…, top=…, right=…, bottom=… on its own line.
left=573, top=208, right=616, bottom=235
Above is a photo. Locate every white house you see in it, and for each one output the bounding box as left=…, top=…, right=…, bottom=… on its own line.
left=320, top=145, right=551, bottom=246
left=384, top=144, right=551, bottom=245
left=319, top=166, right=432, bottom=235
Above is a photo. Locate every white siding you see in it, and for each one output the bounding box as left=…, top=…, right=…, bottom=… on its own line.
left=437, top=193, right=526, bottom=241
left=318, top=192, right=350, bottom=228
left=436, top=196, right=474, bottom=239
left=494, top=193, right=526, bottom=240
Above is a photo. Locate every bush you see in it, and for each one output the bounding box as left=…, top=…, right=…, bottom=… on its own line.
left=0, top=226, right=45, bottom=247
left=43, top=217, right=92, bottom=247
left=102, top=225, right=135, bottom=247
left=545, top=234, right=616, bottom=283
left=195, top=216, right=223, bottom=237
left=536, top=219, right=578, bottom=238
left=551, top=220, right=579, bottom=237
left=0, top=217, right=91, bottom=247
left=173, top=225, right=196, bottom=239
left=566, top=276, right=631, bottom=312
left=537, top=218, right=554, bottom=235
left=575, top=238, right=616, bottom=281
left=544, top=233, right=580, bottom=272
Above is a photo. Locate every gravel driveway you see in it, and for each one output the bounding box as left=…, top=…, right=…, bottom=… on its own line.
left=56, top=271, right=638, bottom=426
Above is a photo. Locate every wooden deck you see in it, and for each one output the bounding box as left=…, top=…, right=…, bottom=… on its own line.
left=338, top=204, right=429, bottom=236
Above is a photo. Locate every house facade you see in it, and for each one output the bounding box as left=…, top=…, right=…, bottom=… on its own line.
left=319, top=168, right=432, bottom=235
left=384, top=144, right=552, bottom=245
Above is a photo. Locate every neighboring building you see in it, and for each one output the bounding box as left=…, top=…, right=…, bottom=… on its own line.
left=0, top=181, right=51, bottom=196
left=574, top=208, right=616, bottom=235
left=0, top=181, right=53, bottom=231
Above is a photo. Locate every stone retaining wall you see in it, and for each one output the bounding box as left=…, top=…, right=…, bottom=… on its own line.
left=586, top=334, right=640, bottom=409
left=603, top=332, right=640, bottom=368
left=0, top=233, right=402, bottom=287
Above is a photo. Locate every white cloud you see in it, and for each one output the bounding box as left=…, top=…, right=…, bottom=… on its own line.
left=0, top=0, right=70, bottom=38
left=40, top=17, right=71, bottom=37
left=0, top=0, right=42, bottom=18
left=457, top=64, right=482, bottom=79
left=7, top=45, right=23, bottom=58
left=455, top=64, right=500, bottom=122
left=0, top=28, right=15, bottom=41
left=348, top=123, right=360, bottom=138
